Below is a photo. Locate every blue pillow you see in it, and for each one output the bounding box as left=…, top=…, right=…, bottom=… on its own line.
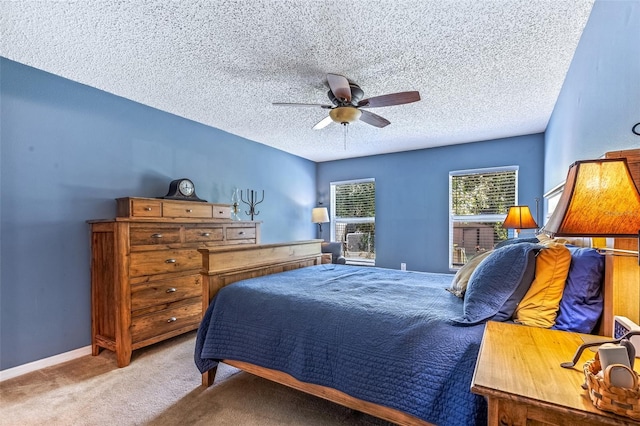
left=552, top=247, right=604, bottom=333
left=495, top=237, right=539, bottom=249
left=492, top=248, right=537, bottom=321
left=452, top=242, right=541, bottom=325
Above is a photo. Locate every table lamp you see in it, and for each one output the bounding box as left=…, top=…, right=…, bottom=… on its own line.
left=541, top=158, right=640, bottom=264
left=502, top=205, right=538, bottom=236
left=312, top=207, right=330, bottom=233
left=553, top=158, right=640, bottom=370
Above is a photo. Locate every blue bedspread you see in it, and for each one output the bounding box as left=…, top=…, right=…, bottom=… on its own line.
left=195, top=265, right=487, bottom=426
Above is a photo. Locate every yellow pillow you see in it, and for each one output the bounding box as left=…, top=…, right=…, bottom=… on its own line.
left=513, top=243, right=571, bottom=328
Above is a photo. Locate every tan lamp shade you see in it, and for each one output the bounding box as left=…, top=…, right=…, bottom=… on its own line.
left=311, top=207, right=329, bottom=224
left=543, top=158, right=640, bottom=237
left=502, top=206, right=538, bottom=230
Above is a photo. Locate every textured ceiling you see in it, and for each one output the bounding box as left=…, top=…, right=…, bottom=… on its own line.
left=1, top=1, right=595, bottom=162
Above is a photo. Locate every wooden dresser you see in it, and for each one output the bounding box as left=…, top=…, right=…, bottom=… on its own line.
left=89, top=197, right=261, bottom=367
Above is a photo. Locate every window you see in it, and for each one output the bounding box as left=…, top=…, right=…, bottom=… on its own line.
left=449, top=166, right=517, bottom=269
left=330, top=178, right=375, bottom=265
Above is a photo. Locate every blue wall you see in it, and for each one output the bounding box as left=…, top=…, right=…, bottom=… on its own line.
left=0, top=58, right=316, bottom=370
left=316, top=134, right=545, bottom=273
left=545, top=0, right=640, bottom=192
left=2, top=0, right=636, bottom=373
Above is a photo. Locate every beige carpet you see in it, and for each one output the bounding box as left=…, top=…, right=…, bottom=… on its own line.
left=0, top=332, right=392, bottom=425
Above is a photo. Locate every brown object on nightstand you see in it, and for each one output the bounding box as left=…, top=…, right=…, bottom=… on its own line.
left=584, top=358, right=640, bottom=420
left=88, top=197, right=261, bottom=367
left=472, top=321, right=640, bottom=426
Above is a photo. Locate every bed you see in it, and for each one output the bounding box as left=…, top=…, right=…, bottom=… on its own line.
left=194, top=238, right=625, bottom=426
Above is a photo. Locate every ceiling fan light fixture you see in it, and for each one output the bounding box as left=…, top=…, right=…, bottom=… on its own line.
left=329, top=107, right=362, bottom=125
left=274, top=73, right=418, bottom=130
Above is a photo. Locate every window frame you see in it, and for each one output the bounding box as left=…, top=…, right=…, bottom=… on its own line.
left=330, top=178, right=376, bottom=265
left=449, top=165, right=519, bottom=270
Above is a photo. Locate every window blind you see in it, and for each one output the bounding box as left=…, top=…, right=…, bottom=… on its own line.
left=334, top=182, right=375, bottom=219
left=451, top=170, right=516, bottom=216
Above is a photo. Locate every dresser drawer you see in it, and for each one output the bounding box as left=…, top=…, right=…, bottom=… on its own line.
left=184, top=226, right=224, bottom=243
left=130, top=274, right=201, bottom=311
left=130, top=297, right=201, bottom=343
left=130, top=226, right=181, bottom=246
left=162, top=201, right=212, bottom=218
left=226, top=226, right=256, bottom=241
left=212, top=205, right=231, bottom=219
left=129, top=249, right=201, bottom=277
left=130, top=199, right=162, bottom=217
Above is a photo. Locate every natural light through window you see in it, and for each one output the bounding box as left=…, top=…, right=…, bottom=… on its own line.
left=449, top=166, right=518, bottom=269
left=330, top=179, right=375, bottom=266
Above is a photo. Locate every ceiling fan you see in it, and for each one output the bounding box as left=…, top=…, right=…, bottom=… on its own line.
left=273, top=73, right=421, bottom=130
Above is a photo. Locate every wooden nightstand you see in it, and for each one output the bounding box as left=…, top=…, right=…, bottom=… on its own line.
left=471, top=321, right=639, bottom=426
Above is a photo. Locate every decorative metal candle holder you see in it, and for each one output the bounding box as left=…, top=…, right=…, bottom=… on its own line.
left=241, top=189, right=264, bottom=221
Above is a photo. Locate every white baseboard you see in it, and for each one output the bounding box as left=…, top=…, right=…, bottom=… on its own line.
left=0, top=345, right=92, bottom=382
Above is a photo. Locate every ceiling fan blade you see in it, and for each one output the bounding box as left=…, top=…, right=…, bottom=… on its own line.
left=326, top=73, right=352, bottom=103
left=312, top=115, right=334, bottom=130
left=359, top=110, right=390, bottom=128
left=357, top=91, right=420, bottom=108
left=273, top=102, right=332, bottom=109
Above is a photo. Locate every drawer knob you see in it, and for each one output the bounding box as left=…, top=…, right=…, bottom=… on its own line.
left=186, top=209, right=193, bottom=213
left=166, top=287, right=177, bottom=293
left=167, top=317, right=177, bottom=323
left=151, top=233, right=163, bottom=238
left=165, top=259, right=176, bottom=264
left=201, top=232, right=210, bottom=237
left=144, top=207, right=152, bottom=211
left=218, top=211, right=224, bottom=214
left=238, top=231, right=245, bottom=235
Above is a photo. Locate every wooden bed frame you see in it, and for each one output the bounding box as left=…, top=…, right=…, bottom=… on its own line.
left=198, top=239, right=432, bottom=425
left=198, top=238, right=636, bottom=426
